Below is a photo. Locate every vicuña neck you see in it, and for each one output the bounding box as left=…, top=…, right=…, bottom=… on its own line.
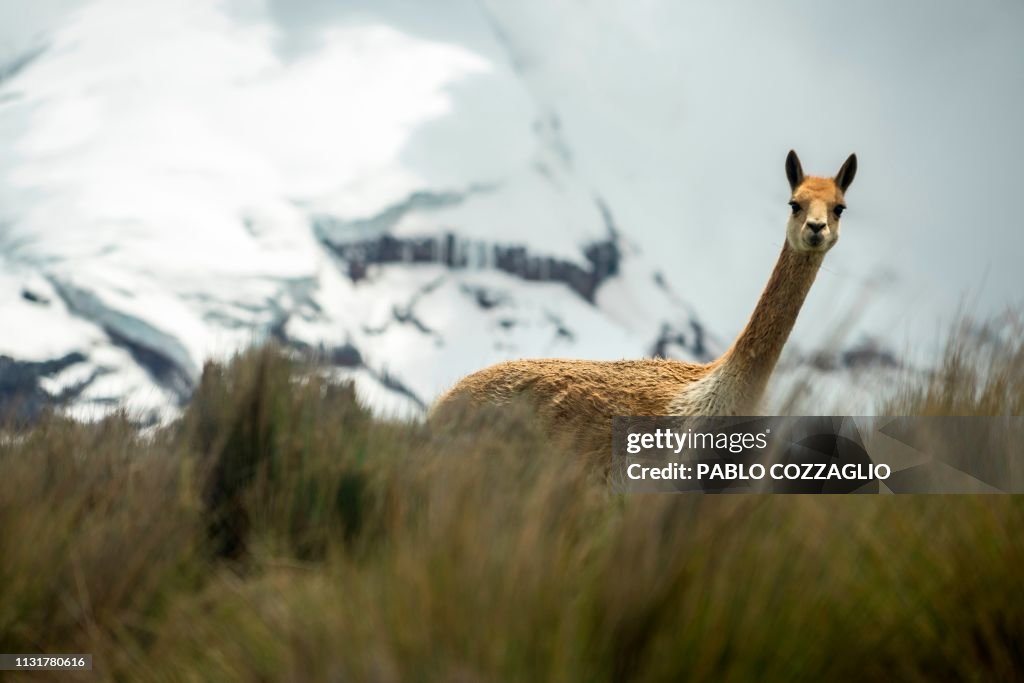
left=716, top=241, right=824, bottom=401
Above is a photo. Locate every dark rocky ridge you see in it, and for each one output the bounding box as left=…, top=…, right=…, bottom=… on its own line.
left=0, top=352, right=89, bottom=422
left=318, top=230, right=621, bottom=304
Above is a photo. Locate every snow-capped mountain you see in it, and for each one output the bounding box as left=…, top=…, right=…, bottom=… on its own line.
left=0, top=0, right=721, bottom=422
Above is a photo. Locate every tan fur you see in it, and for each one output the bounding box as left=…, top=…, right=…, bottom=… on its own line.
left=431, top=151, right=857, bottom=463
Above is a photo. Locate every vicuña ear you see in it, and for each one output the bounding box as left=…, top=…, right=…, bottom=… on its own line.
left=785, top=150, right=804, bottom=191
left=836, top=153, right=857, bottom=193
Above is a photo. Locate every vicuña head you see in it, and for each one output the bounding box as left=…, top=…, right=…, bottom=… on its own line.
left=431, top=150, right=858, bottom=465
left=786, top=149, right=857, bottom=254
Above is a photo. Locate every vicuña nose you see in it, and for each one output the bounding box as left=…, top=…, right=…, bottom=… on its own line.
left=807, top=221, right=826, bottom=234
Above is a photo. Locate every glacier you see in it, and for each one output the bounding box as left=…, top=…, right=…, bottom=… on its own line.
left=0, top=0, right=733, bottom=423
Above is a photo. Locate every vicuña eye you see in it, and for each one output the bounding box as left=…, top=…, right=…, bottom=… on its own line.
left=834, top=204, right=846, bottom=217
left=788, top=201, right=801, bottom=215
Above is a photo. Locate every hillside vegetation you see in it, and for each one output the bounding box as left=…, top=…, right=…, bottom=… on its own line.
left=1, top=318, right=1022, bottom=682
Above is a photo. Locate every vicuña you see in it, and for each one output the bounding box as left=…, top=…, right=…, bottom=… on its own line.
left=432, top=150, right=857, bottom=459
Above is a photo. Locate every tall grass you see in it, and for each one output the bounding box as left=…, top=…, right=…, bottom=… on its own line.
left=883, top=315, right=1024, bottom=416
left=0, top=325, right=1022, bottom=682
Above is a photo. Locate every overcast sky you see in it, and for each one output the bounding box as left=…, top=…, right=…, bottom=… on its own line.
left=3, top=0, right=1022, bottom=361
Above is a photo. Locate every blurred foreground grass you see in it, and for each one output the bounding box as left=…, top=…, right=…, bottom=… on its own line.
left=1, top=319, right=1022, bottom=682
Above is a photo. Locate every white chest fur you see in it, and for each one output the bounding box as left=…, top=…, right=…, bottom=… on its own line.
left=667, top=367, right=757, bottom=416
